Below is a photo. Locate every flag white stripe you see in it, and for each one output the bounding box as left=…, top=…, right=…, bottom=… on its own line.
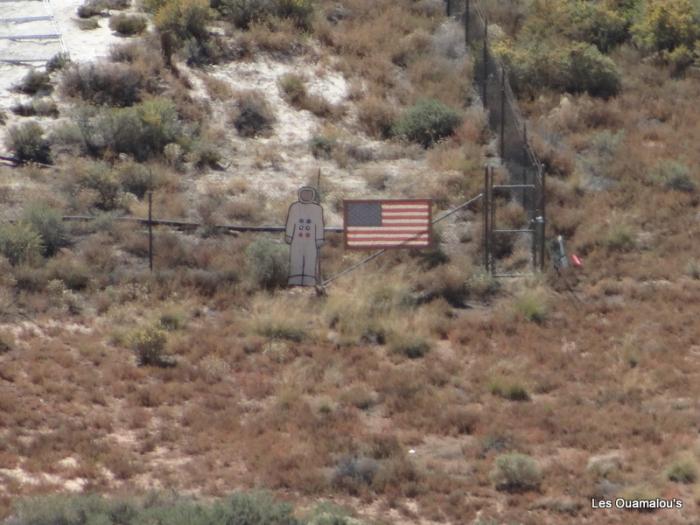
left=346, top=223, right=428, bottom=233
left=347, top=241, right=430, bottom=246
left=382, top=211, right=429, bottom=217
left=382, top=219, right=430, bottom=225
left=381, top=204, right=430, bottom=210
left=348, top=234, right=430, bottom=239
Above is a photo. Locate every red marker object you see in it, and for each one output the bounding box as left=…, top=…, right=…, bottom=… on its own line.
left=571, top=254, right=583, bottom=268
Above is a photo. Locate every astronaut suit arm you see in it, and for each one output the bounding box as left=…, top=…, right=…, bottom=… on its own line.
left=315, top=206, right=325, bottom=249
left=284, top=204, right=297, bottom=244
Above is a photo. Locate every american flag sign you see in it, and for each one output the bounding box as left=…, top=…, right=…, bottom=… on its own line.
left=343, top=199, right=432, bottom=249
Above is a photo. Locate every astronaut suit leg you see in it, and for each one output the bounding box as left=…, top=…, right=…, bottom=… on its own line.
left=285, top=188, right=325, bottom=287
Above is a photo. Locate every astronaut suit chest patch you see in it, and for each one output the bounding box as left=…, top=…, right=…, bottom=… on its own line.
left=298, top=219, right=312, bottom=238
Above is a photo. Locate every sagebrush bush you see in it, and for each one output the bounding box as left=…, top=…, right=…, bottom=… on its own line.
left=11, top=98, right=59, bottom=118
left=489, top=377, right=530, bottom=401
left=666, top=457, right=698, bottom=484
left=130, top=325, right=171, bottom=366
left=513, top=288, right=548, bottom=323
left=245, top=238, right=288, bottom=290
left=357, top=95, right=396, bottom=139
left=230, top=91, right=276, bottom=138
left=392, top=99, right=462, bottom=147
left=603, top=223, right=636, bottom=252
left=12, top=492, right=302, bottom=525
left=278, top=73, right=307, bottom=105
left=388, top=334, right=431, bottom=359
left=117, top=162, right=156, bottom=198
left=22, top=204, right=68, bottom=256
left=214, top=0, right=314, bottom=30
left=73, top=99, right=184, bottom=160
left=46, top=52, right=71, bottom=73
left=0, top=223, right=43, bottom=266
left=13, top=69, right=52, bottom=95
left=110, top=13, right=148, bottom=35
left=76, top=162, right=122, bottom=211
left=61, top=62, right=154, bottom=107
left=154, top=0, right=211, bottom=47
left=651, top=160, right=696, bottom=193
left=46, top=256, right=91, bottom=291
left=5, top=122, right=52, bottom=164
left=490, top=453, right=542, bottom=492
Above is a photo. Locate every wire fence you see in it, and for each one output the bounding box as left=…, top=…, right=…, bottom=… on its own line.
left=447, top=0, right=546, bottom=270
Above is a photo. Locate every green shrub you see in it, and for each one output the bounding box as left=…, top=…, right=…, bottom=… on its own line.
left=490, top=453, right=542, bottom=492
left=214, top=0, right=314, bottom=30
left=309, top=135, right=336, bottom=159
left=61, top=62, right=153, bottom=107
left=46, top=52, right=71, bottom=73
left=11, top=98, right=59, bottom=118
left=14, top=265, right=48, bottom=291
left=245, top=238, right=288, bottom=290
left=77, top=162, right=122, bottom=211
left=651, top=160, right=696, bottom=193
left=130, top=325, right=171, bottom=366
left=5, top=122, right=52, bottom=164
left=513, top=289, right=548, bottom=323
left=159, top=308, right=186, bottom=330
left=604, top=224, right=636, bottom=252
left=0, top=223, right=43, bottom=266
left=666, top=458, right=698, bottom=484
left=230, top=91, right=276, bottom=138
left=632, top=0, right=700, bottom=53
left=275, top=0, right=314, bottom=30
left=564, top=1, right=629, bottom=53
left=117, top=162, right=156, bottom=198
left=392, top=99, right=462, bottom=147
left=566, top=43, right=622, bottom=98
left=22, top=204, right=68, bottom=256
left=388, top=335, right=431, bottom=359
left=154, top=0, right=212, bottom=47
left=12, top=492, right=302, bottom=525
left=78, top=0, right=129, bottom=17
left=13, top=69, right=52, bottom=95
left=110, top=13, right=148, bottom=35
left=214, top=0, right=275, bottom=29
left=489, top=377, right=530, bottom=401
left=74, top=99, right=184, bottom=160
left=332, top=455, right=380, bottom=494
left=495, top=41, right=621, bottom=99
left=46, top=256, right=91, bottom=291
left=278, top=73, right=307, bottom=105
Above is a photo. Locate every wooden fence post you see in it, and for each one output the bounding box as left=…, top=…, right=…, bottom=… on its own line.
left=148, top=191, right=153, bottom=272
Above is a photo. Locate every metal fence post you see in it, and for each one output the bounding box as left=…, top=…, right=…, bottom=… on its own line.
left=483, top=166, right=489, bottom=272
left=482, top=19, right=488, bottom=108
left=465, top=0, right=469, bottom=44
left=489, top=166, right=496, bottom=274
left=148, top=191, right=153, bottom=272
left=446, top=0, right=451, bottom=17
left=540, top=167, right=546, bottom=272
left=500, top=67, right=506, bottom=160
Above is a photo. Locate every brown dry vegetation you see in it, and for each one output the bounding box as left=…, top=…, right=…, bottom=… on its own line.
left=0, top=0, right=699, bottom=524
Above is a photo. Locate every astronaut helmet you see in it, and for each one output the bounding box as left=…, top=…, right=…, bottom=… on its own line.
left=298, top=186, right=319, bottom=204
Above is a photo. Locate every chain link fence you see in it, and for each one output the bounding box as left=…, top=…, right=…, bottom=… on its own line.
left=447, top=0, right=546, bottom=270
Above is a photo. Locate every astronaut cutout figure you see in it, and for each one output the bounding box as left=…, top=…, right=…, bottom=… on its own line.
left=285, top=187, right=325, bottom=287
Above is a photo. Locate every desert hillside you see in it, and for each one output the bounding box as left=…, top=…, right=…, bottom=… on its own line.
left=0, top=0, right=699, bottom=524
